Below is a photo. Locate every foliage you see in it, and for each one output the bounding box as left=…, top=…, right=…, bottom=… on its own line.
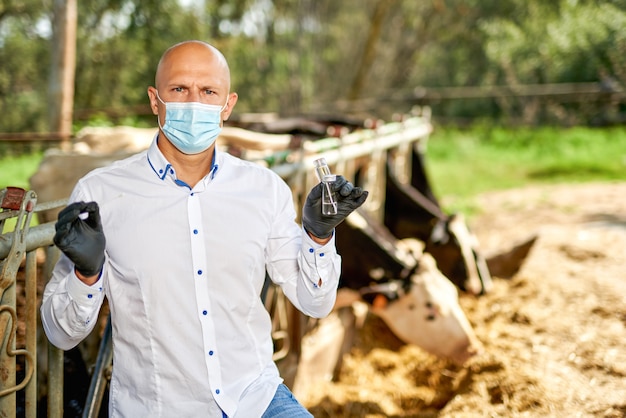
left=0, top=8, right=51, bottom=133
left=0, top=0, right=625, bottom=134
left=480, top=1, right=626, bottom=83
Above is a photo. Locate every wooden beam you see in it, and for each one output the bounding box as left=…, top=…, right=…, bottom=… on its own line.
left=48, top=0, right=77, bottom=148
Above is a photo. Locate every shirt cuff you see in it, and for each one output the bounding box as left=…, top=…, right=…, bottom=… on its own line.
left=300, top=226, right=339, bottom=289
left=301, top=226, right=336, bottom=256
left=67, top=270, right=104, bottom=306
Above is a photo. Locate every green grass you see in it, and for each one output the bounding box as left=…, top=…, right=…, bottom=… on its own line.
left=0, top=151, right=44, bottom=190
left=0, top=151, right=45, bottom=231
left=423, top=125, right=626, bottom=214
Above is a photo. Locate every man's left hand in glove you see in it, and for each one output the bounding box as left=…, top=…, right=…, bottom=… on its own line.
left=301, top=175, right=368, bottom=242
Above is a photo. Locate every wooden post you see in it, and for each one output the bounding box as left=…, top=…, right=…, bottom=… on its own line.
left=48, top=0, right=77, bottom=151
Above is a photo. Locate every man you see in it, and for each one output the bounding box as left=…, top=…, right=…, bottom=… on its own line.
left=40, top=40, right=367, bottom=417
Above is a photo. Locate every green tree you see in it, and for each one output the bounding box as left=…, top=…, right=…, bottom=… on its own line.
left=0, top=1, right=52, bottom=133
left=1, top=0, right=626, bottom=134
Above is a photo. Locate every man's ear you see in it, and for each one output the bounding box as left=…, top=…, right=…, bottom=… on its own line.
left=221, top=92, right=239, bottom=121
left=147, top=87, right=159, bottom=115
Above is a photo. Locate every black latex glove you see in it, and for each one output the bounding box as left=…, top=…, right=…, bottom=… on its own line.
left=302, top=175, right=368, bottom=239
left=54, top=201, right=106, bottom=277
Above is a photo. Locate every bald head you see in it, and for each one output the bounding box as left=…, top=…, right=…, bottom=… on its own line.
left=148, top=40, right=238, bottom=126
left=155, top=41, right=230, bottom=88
left=155, top=40, right=231, bottom=93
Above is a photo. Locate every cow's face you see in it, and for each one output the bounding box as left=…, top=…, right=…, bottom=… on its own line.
left=426, top=213, right=493, bottom=295
left=369, top=253, right=483, bottom=365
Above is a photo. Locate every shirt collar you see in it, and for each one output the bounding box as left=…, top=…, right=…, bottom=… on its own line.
left=147, top=134, right=220, bottom=185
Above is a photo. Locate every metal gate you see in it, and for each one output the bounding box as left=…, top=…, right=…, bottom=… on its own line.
left=0, top=111, right=433, bottom=417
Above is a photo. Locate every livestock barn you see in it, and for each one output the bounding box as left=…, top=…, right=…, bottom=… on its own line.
left=1, top=109, right=532, bottom=417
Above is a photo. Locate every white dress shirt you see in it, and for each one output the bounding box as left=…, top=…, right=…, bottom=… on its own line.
left=40, top=136, right=341, bottom=418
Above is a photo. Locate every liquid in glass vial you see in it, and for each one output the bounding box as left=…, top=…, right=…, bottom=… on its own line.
left=313, top=158, right=338, bottom=215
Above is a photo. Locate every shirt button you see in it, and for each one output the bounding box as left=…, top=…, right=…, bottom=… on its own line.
left=215, top=389, right=220, bottom=395
left=208, top=350, right=214, bottom=356
left=319, top=253, right=325, bottom=257
left=193, top=229, right=199, bottom=234
left=197, top=270, right=203, bottom=275
left=202, top=310, right=207, bottom=315
left=190, top=192, right=195, bottom=196
left=87, top=294, right=93, bottom=299
left=309, top=248, right=314, bottom=253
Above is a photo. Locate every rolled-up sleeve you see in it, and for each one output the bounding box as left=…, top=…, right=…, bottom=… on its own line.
left=40, top=254, right=105, bottom=350
left=294, top=228, right=342, bottom=317
left=265, top=179, right=342, bottom=318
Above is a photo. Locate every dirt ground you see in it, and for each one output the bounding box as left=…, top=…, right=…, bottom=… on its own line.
left=300, top=181, right=626, bottom=418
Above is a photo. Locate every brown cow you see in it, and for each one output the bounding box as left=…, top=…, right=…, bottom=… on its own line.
left=290, top=209, right=484, bottom=398
left=384, top=149, right=493, bottom=294
left=335, top=208, right=483, bottom=365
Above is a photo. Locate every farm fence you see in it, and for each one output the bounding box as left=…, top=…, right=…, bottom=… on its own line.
left=0, top=110, right=432, bottom=417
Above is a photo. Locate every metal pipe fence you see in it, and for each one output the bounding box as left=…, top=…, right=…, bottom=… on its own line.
left=0, top=112, right=432, bottom=417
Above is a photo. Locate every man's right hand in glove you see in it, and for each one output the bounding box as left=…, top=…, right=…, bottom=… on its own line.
left=54, top=201, right=106, bottom=285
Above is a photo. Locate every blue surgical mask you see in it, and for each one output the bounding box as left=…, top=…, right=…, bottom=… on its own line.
left=156, top=91, right=227, bottom=154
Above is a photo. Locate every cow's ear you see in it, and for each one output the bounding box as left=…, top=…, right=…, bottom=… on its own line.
left=372, top=294, right=388, bottom=309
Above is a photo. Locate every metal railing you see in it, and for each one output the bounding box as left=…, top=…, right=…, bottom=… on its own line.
left=0, top=190, right=68, bottom=418
left=0, top=111, right=432, bottom=417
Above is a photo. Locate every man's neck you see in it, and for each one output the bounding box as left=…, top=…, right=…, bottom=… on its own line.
left=157, top=137, right=216, bottom=187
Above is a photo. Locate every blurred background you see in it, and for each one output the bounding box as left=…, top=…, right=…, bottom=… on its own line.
left=2, top=0, right=625, bottom=206
left=1, top=0, right=625, bottom=135
left=1, top=3, right=625, bottom=417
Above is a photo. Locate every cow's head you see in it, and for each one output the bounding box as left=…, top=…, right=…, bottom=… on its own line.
left=358, top=253, right=483, bottom=365
left=426, top=212, right=493, bottom=295
left=383, top=158, right=493, bottom=296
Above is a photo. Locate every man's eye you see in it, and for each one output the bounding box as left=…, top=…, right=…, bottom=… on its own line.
left=204, top=90, right=215, bottom=95
left=173, top=87, right=184, bottom=92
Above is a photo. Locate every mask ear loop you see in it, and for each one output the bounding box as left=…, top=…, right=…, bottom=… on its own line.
left=217, top=93, right=231, bottom=126
left=220, top=93, right=230, bottom=113
left=154, top=90, right=167, bottom=131
left=155, top=90, right=166, bottom=105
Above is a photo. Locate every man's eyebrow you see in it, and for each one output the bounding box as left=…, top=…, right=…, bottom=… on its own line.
left=200, top=84, right=224, bottom=91
left=165, top=79, right=192, bottom=87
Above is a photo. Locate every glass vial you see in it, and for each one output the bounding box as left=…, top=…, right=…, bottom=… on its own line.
left=313, top=158, right=338, bottom=215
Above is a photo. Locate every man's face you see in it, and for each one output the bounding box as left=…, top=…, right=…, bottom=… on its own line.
left=148, top=42, right=235, bottom=125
